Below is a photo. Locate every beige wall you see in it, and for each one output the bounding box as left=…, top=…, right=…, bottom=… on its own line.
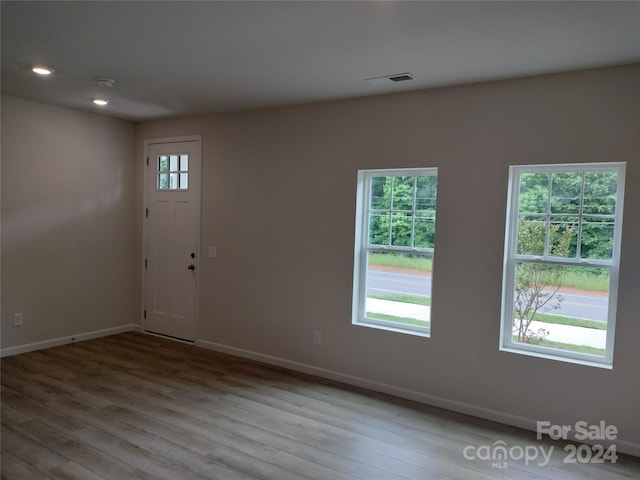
left=136, top=65, right=640, bottom=451
left=2, top=65, right=638, bottom=453
left=1, top=95, right=138, bottom=349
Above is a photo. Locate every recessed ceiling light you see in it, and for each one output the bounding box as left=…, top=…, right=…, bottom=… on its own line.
left=32, top=66, right=53, bottom=75
left=93, top=99, right=109, bottom=106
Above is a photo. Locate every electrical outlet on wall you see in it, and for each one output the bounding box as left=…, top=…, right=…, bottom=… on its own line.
left=313, top=330, right=322, bottom=345
left=13, top=313, right=23, bottom=327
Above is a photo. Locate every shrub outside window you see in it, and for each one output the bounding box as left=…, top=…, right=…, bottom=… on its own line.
left=500, top=163, right=625, bottom=367
left=352, top=168, right=437, bottom=336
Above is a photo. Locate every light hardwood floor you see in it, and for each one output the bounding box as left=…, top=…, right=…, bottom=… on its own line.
left=1, top=332, right=638, bottom=479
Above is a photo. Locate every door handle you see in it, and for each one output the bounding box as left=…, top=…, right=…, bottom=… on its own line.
left=187, top=264, right=195, bottom=270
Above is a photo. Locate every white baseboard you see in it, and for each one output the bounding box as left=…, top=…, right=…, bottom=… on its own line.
left=616, top=439, right=640, bottom=458
left=195, top=338, right=640, bottom=458
left=0, top=324, right=142, bottom=358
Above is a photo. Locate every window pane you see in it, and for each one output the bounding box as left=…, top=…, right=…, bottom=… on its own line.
left=390, top=213, right=412, bottom=247
left=169, top=155, right=179, bottom=172
left=551, top=172, right=582, bottom=214
left=549, top=216, right=578, bottom=258
left=581, top=218, right=615, bottom=260
left=414, top=215, right=436, bottom=248
left=179, top=173, right=189, bottom=190
left=519, top=173, right=548, bottom=214
left=169, top=173, right=178, bottom=189
left=583, top=172, right=617, bottom=215
left=370, top=176, right=390, bottom=210
left=158, top=156, right=169, bottom=173
left=365, top=251, right=432, bottom=329
left=391, top=176, right=414, bottom=211
left=368, top=214, right=389, bottom=246
left=514, top=261, right=567, bottom=323
left=516, top=217, right=547, bottom=256
left=511, top=262, right=609, bottom=356
left=157, top=173, right=168, bottom=189
left=180, top=155, right=189, bottom=172
left=415, top=175, right=437, bottom=211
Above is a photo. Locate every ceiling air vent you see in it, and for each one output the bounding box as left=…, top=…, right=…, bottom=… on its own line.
left=364, top=72, right=414, bottom=86
left=388, top=74, right=413, bottom=82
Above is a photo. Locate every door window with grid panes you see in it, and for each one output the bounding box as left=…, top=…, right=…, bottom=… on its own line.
left=157, top=154, right=189, bottom=190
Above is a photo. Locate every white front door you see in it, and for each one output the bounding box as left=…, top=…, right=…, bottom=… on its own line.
left=144, top=137, right=201, bottom=341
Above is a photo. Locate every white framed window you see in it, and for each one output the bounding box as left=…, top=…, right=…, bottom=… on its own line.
left=500, top=163, right=625, bottom=367
left=157, top=154, right=189, bottom=190
left=352, top=168, right=437, bottom=336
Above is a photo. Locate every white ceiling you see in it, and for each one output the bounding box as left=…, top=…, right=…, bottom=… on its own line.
left=2, top=1, right=639, bottom=121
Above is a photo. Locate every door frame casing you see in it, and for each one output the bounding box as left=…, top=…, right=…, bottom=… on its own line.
left=142, top=135, right=202, bottom=341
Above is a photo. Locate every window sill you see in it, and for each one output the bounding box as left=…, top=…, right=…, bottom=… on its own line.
left=353, top=319, right=430, bottom=338
left=500, top=345, right=613, bottom=369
